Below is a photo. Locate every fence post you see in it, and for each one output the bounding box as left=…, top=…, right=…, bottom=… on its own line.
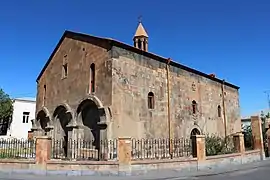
left=233, top=133, right=245, bottom=154
left=35, top=136, right=52, bottom=168
left=251, top=116, right=265, bottom=160
left=117, top=137, right=132, bottom=175
left=195, top=135, right=206, bottom=162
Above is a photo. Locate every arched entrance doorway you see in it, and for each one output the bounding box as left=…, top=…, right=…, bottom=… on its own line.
left=36, top=110, right=50, bottom=134
left=77, top=99, right=101, bottom=150
left=190, top=128, right=201, bottom=158
left=53, top=105, right=72, bottom=157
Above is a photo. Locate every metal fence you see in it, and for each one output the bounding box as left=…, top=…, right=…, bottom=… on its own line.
left=51, top=139, right=118, bottom=161
left=0, top=138, right=35, bottom=159
left=131, top=138, right=192, bottom=160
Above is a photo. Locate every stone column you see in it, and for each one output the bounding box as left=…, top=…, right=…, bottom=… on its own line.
left=134, top=38, right=138, bottom=48
left=35, top=136, right=52, bottom=168
left=44, top=125, right=54, bottom=138
left=98, top=108, right=109, bottom=160
left=140, top=38, right=145, bottom=50
left=251, top=116, right=265, bottom=159
left=66, top=122, right=84, bottom=160
left=31, top=127, right=44, bottom=138
left=233, top=133, right=245, bottom=154
left=145, top=39, right=148, bottom=51
left=118, top=137, right=132, bottom=174
left=195, top=135, right=206, bottom=162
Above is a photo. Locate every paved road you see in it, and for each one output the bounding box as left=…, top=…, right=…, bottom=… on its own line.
left=0, top=160, right=269, bottom=180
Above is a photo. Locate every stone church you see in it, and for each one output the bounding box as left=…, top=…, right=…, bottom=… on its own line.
left=32, top=21, right=241, bottom=148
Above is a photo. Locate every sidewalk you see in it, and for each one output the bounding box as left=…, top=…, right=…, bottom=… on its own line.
left=136, top=158, right=270, bottom=180
left=0, top=158, right=270, bottom=180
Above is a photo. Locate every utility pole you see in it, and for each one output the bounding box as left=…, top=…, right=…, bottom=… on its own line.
left=264, top=90, right=270, bottom=111
left=263, top=90, right=270, bottom=143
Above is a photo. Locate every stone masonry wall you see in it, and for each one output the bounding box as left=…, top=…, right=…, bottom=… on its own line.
left=109, top=46, right=241, bottom=139
left=36, top=36, right=112, bottom=118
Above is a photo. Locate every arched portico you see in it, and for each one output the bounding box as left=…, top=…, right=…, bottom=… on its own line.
left=76, top=99, right=101, bottom=149
left=77, top=95, right=104, bottom=109
left=36, top=107, right=50, bottom=132
left=53, top=105, right=73, bottom=157
left=190, top=128, right=201, bottom=158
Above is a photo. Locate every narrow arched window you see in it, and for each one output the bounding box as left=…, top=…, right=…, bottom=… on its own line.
left=148, top=92, right=154, bottom=109
left=89, top=63, right=95, bottom=93
left=218, top=105, right=222, bottom=117
left=138, top=39, right=142, bottom=50
left=192, top=100, right=197, bottom=114
left=43, top=84, right=46, bottom=106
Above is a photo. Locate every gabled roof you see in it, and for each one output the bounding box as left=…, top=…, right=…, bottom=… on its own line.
left=36, top=30, right=240, bottom=90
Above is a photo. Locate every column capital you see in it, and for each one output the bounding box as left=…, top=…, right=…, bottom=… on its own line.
left=31, top=127, right=43, bottom=131
left=45, top=125, right=54, bottom=130
left=66, top=121, right=84, bottom=129
left=233, top=132, right=244, bottom=137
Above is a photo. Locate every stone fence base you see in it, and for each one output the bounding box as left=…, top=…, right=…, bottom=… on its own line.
left=0, top=150, right=262, bottom=176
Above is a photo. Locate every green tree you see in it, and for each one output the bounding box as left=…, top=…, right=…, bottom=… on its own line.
left=0, top=88, right=13, bottom=127
left=242, top=124, right=253, bottom=150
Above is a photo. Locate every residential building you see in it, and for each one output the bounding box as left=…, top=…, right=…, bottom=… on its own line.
left=0, top=97, right=36, bottom=139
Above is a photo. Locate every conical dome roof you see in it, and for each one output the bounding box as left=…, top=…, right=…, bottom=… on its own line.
left=134, top=22, right=148, bottom=38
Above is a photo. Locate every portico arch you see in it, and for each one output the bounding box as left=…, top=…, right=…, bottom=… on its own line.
left=78, top=95, right=104, bottom=109
left=56, top=102, right=73, bottom=114
left=53, top=105, right=73, bottom=157
left=76, top=98, right=103, bottom=150
left=190, top=128, right=201, bottom=158
left=36, top=108, right=50, bottom=131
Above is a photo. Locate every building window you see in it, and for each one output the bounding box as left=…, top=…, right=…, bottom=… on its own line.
left=43, top=84, right=46, bottom=106
left=23, top=112, right=30, bottom=123
left=148, top=92, right=155, bottom=109
left=89, top=63, right=96, bottom=93
left=192, top=100, right=197, bottom=114
left=218, top=105, right=222, bottom=117
left=62, top=63, right=68, bottom=78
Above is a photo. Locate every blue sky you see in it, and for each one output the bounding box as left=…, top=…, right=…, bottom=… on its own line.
left=0, top=0, right=269, bottom=117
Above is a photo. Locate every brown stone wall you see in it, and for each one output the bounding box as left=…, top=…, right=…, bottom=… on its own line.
left=109, top=46, right=241, bottom=139
left=36, top=37, right=112, bottom=117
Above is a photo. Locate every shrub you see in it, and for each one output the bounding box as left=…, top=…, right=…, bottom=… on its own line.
left=205, top=134, right=235, bottom=156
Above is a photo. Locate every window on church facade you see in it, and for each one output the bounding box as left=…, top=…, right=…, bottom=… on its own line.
left=218, top=105, right=222, bottom=117
left=148, top=92, right=154, bottom=109
left=43, top=84, right=46, bottom=106
left=62, top=63, right=68, bottom=78
left=192, top=100, right=197, bottom=114
left=89, top=63, right=96, bottom=93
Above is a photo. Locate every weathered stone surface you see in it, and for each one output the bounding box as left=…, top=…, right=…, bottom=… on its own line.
left=35, top=136, right=52, bottom=165
left=110, top=46, right=241, bottom=139
left=0, top=150, right=262, bottom=176
left=36, top=37, right=112, bottom=116
left=251, top=116, right=264, bottom=151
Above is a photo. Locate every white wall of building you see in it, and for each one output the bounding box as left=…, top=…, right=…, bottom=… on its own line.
left=241, top=119, right=251, bottom=129
left=6, top=97, right=36, bottom=139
